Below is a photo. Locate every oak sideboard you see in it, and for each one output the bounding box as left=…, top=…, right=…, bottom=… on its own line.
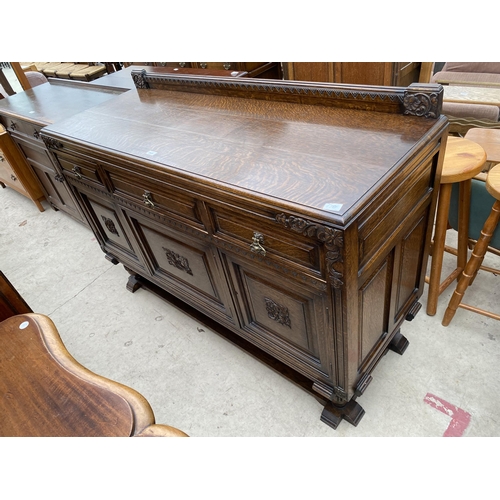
left=40, top=72, right=448, bottom=429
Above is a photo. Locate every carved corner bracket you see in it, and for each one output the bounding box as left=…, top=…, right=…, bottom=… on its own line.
left=42, top=136, right=63, bottom=150
left=403, top=84, right=443, bottom=118
left=275, top=214, right=344, bottom=288
left=132, top=69, right=150, bottom=90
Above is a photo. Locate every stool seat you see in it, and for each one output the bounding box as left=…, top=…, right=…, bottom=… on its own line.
left=465, top=128, right=500, bottom=165
left=426, top=136, right=487, bottom=316
left=486, top=163, right=500, bottom=198
left=441, top=136, right=487, bottom=183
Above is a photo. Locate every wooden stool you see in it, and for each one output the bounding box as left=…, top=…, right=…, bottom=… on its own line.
left=442, top=164, right=500, bottom=325
left=426, top=136, right=487, bottom=315
left=465, top=128, right=500, bottom=170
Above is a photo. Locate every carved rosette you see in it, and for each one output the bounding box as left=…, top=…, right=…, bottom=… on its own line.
left=403, top=86, right=442, bottom=118
left=162, top=247, right=193, bottom=276
left=265, top=298, right=291, bottom=328
left=132, top=70, right=150, bottom=89
left=101, top=216, right=119, bottom=236
left=275, top=214, right=344, bottom=288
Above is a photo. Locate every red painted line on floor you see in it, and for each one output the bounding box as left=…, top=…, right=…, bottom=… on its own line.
left=424, top=393, right=471, bottom=437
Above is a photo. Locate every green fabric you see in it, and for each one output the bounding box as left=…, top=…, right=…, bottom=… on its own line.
left=448, top=179, right=500, bottom=249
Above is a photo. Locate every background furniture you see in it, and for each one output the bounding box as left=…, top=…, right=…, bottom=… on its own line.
left=41, top=72, right=448, bottom=430
left=431, top=63, right=500, bottom=135
left=0, top=271, right=187, bottom=437
left=282, top=62, right=432, bottom=86
left=0, top=79, right=129, bottom=225
left=123, top=62, right=281, bottom=79
left=443, top=164, right=500, bottom=325
left=0, top=124, right=45, bottom=211
left=425, top=137, right=486, bottom=316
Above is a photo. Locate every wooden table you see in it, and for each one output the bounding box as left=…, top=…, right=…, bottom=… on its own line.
left=0, top=272, right=187, bottom=437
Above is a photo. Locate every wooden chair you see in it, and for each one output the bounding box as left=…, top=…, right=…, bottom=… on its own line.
left=0, top=272, right=187, bottom=437
left=442, top=164, right=500, bottom=325
left=426, top=136, right=487, bottom=315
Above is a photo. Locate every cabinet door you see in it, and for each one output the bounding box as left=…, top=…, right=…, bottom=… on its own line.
left=123, top=209, right=236, bottom=327
left=221, top=251, right=332, bottom=383
left=13, top=137, right=84, bottom=223
left=69, top=181, right=146, bottom=270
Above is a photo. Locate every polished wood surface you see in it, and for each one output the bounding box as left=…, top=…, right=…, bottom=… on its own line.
left=440, top=136, right=487, bottom=183
left=465, top=128, right=500, bottom=164
left=0, top=79, right=128, bottom=222
left=0, top=313, right=188, bottom=437
left=40, top=76, right=448, bottom=429
left=0, top=271, right=32, bottom=322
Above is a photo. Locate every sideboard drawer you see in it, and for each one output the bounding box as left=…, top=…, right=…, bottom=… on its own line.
left=209, top=203, right=323, bottom=276
left=105, top=165, right=206, bottom=230
left=53, top=152, right=104, bottom=187
left=0, top=116, right=42, bottom=142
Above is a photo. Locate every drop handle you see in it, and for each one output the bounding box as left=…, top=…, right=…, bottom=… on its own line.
left=72, top=166, right=82, bottom=179
left=250, top=232, right=266, bottom=256
left=143, top=191, right=155, bottom=208
left=11, top=174, right=17, bottom=182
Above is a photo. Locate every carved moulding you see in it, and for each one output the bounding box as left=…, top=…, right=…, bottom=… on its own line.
left=264, top=297, right=291, bottom=328
left=275, top=214, right=344, bottom=288
left=403, top=84, right=443, bottom=118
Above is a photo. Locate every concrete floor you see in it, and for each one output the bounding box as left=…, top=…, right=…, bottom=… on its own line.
left=1, top=181, right=500, bottom=438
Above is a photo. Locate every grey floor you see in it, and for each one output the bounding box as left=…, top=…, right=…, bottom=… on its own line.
left=2, top=180, right=500, bottom=437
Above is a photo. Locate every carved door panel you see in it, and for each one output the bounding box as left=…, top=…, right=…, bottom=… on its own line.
left=13, top=138, right=83, bottom=222
left=123, top=209, right=236, bottom=326
left=68, top=182, right=146, bottom=271
left=221, top=251, right=332, bottom=383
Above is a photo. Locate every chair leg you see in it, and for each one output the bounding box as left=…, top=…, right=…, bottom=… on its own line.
left=427, top=184, right=453, bottom=316
left=442, top=200, right=500, bottom=326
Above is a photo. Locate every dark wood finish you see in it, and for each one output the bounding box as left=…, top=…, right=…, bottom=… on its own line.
left=0, top=271, right=32, bottom=322
left=0, top=312, right=188, bottom=436
left=0, top=79, right=129, bottom=224
left=128, top=62, right=281, bottom=79
left=41, top=75, right=448, bottom=430
left=283, top=62, right=424, bottom=86
left=0, top=124, right=45, bottom=211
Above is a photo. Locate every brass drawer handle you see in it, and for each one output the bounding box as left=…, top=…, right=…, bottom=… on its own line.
left=11, top=174, right=17, bottom=182
left=143, top=191, right=155, bottom=208
left=72, top=166, right=82, bottom=179
left=54, top=174, right=65, bottom=183
left=250, top=232, right=266, bottom=256
left=223, top=63, right=231, bottom=70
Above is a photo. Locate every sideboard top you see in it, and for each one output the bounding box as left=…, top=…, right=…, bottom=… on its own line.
left=43, top=81, right=448, bottom=221
left=0, top=79, right=128, bottom=127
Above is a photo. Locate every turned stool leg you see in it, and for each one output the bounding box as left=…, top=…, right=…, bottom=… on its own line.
left=427, top=183, right=453, bottom=316
left=442, top=200, right=500, bottom=326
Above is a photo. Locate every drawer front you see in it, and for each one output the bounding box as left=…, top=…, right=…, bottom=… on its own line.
left=125, top=210, right=235, bottom=324
left=0, top=151, right=24, bottom=192
left=209, top=203, right=323, bottom=276
left=52, top=151, right=104, bottom=187
left=0, top=115, right=43, bottom=142
left=104, top=164, right=206, bottom=229
left=222, top=251, right=331, bottom=380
